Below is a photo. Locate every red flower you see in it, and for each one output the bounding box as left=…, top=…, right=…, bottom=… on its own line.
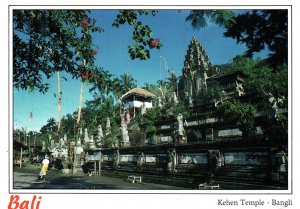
left=92, top=50, right=98, bottom=55
left=80, top=71, right=93, bottom=81
left=82, top=19, right=88, bottom=26
left=150, top=38, right=160, bottom=48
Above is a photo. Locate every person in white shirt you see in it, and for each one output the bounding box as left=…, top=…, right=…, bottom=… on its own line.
left=39, top=155, right=50, bottom=181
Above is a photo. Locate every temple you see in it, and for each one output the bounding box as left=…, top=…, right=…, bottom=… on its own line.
left=15, top=37, right=288, bottom=190
left=182, top=37, right=215, bottom=100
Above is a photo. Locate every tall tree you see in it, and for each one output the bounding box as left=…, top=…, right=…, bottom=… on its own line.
left=186, top=10, right=236, bottom=29
left=13, top=10, right=102, bottom=93
left=166, top=72, right=179, bottom=93
left=223, top=10, right=288, bottom=68
left=40, top=117, right=58, bottom=134
left=119, top=73, right=137, bottom=95
left=186, top=10, right=288, bottom=68
left=217, top=55, right=288, bottom=139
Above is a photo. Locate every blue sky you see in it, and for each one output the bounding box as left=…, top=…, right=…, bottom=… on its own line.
left=13, top=9, right=268, bottom=132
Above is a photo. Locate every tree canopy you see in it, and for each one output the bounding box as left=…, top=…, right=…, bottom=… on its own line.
left=223, top=10, right=288, bottom=68
left=13, top=9, right=161, bottom=93
left=186, top=10, right=288, bottom=68
left=13, top=10, right=103, bottom=93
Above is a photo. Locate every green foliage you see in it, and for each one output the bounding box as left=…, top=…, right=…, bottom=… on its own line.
left=101, top=126, right=120, bottom=148
left=136, top=106, right=160, bottom=134
left=224, top=10, right=288, bottom=68
left=199, top=87, right=225, bottom=104
left=112, top=10, right=162, bottom=60
left=114, top=73, right=137, bottom=97
left=129, top=128, right=146, bottom=146
left=13, top=10, right=103, bottom=93
left=161, top=101, right=190, bottom=121
left=218, top=55, right=288, bottom=103
left=216, top=55, right=255, bottom=74
left=219, top=100, right=257, bottom=138
left=80, top=95, right=121, bottom=133
left=88, top=67, right=114, bottom=96
left=166, top=72, right=179, bottom=93
left=186, top=9, right=287, bottom=68
left=186, top=10, right=236, bottom=30
left=59, top=113, right=76, bottom=140
left=150, top=135, right=161, bottom=145
left=40, top=117, right=58, bottom=133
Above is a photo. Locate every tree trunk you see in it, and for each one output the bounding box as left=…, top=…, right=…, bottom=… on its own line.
left=76, top=81, right=84, bottom=125
left=57, top=71, right=62, bottom=131
left=76, top=57, right=86, bottom=125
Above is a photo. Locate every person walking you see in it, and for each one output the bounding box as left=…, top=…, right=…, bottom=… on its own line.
left=39, top=155, right=49, bottom=181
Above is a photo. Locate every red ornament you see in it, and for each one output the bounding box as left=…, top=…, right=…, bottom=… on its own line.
left=92, top=50, right=98, bottom=55
left=80, top=71, right=93, bottom=81
left=150, top=38, right=160, bottom=48
left=82, top=19, right=88, bottom=26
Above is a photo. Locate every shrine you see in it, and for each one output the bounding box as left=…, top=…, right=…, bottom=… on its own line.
left=120, top=87, right=156, bottom=119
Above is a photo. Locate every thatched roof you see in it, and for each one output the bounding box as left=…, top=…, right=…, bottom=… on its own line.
left=120, top=88, right=156, bottom=100
left=13, top=140, right=29, bottom=150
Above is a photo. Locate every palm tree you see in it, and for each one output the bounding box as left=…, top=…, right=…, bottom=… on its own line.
left=166, top=71, right=179, bottom=93
left=60, top=113, right=76, bottom=140
left=119, top=73, right=137, bottom=95
left=46, top=117, right=57, bottom=132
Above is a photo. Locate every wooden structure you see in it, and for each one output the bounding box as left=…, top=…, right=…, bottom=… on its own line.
left=120, top=87, right=156, bottom=118
left=13, top=140, right=28, bottom=167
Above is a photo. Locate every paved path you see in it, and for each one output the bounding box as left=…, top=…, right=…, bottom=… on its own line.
left=13, top=166, right=185, bottom=190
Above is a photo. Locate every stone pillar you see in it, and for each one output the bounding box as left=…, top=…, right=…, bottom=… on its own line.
left=113, top=149, right=120, bottom=170
left=206, top=128, right=214, bottom=141
left=137, top=152, right=145, bottom=170
left=168, top=148, right=177, bottom=173
left=207, top=150, right=219, bottom=184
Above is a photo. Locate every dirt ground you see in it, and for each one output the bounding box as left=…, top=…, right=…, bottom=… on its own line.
left=12, top=165, right=185, bottom=190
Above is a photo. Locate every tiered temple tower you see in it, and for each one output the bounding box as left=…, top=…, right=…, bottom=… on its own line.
left=182, top=37, right=215, bottom=101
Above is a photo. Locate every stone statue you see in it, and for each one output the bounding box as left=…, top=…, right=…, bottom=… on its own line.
left=121, top=122, right=130, bottom=146
left=173, top=92, right=178, bottom=104
left=106, top=117, right=111, bottom=135
left=158, top=96, right=162, bottom=108
left=84, top=128, right=89, bottom=144
left=97, top=125, right=103, bottom=146
left=141, top=103, right=146, bottom=115
left=75, top=140, right=83, bottom=155
left=137, top=152, right=145, bottom=170
left=60, top=134, right=67, bottom=147
left=189, top=96, right=193, bottom=107
left=89, top=135, right=95, bottom=149
left=50, top=139, right=55, bottom=148
left=74, top=140, right=84, bottom=166
left=113, top=150, right=120, bottom=170
left=236, top=81, right=244, bottom=96
left=90, top=135, right=94, bottom=143
left=42, top=141, right=46, bottom=151
left=168, top=148, right=177, bottom=173
left=124, top=111, right=131, bottom=124
left=177, top=114, right=184, bottom=136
